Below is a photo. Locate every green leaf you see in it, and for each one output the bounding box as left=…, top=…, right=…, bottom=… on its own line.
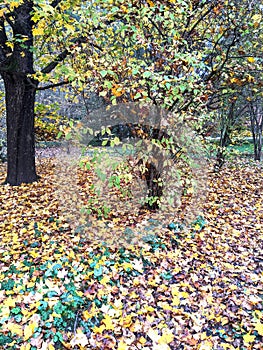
left=143, top=71, right=152, bottom=78
left=94, top=266, right=103, bottom=278
left=134, top=92, right=141, bottom=99
left=100, top=70, right=108, bottom=77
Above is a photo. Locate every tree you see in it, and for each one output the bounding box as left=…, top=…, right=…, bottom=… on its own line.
left=0, top=0, right=88, bottom=185
left=205, top=0, right=263, bottom=168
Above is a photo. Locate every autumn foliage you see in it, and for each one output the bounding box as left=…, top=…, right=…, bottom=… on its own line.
left=0, top=156, right=262, bottom=349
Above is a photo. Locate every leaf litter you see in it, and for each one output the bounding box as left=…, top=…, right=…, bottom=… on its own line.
left=0, top=156, right=262, bottom=349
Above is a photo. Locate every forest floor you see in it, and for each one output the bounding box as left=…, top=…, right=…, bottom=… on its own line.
left=0, top=154, right=262, bottom=350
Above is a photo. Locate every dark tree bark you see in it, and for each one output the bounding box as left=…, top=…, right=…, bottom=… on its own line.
left=3, top=73, right=38, bottom=185
left=141, top=161, right=163, bottom=210
left=0, top=1, right=38, bottom=185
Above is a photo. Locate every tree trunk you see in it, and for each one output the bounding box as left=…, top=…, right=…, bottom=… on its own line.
left=3, top=73, right=37, bottom=185
left=0, top=1, right=38, bottom=185
left=251, top=127, right=262, bottom=161
left=250, top=104, right=262, bottom=162
left=214, top=102, right=235, bottom=171
left=139, top=160, right=163, bottom=210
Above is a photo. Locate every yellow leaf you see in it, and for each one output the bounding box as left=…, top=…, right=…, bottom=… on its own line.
left=93, top=324, right=105, bottom=334
left=145, top=305, right=155, bottom=312
left=27, top=282, right=35, bottom=288
left=122, top=262, right=133, bottom=271
left=20, top=344, right=31, bottom=350
left=24, top=322, right=37, bottom=341
left=121, top=315, right=133, bottom=328
left=0, top=307, right=10, bottom=318
left=68, top=250, right=75, bottom=259
left=158, top=329, right=174, bottom=344
left=243, top=333, right=255, bottom=344
left=146, top=0, right=154, bottom=6
left=0, top=9, right=6, bottom=17
left=172, top=295, right=180, bottom=306
left=102, top=314, right=114, bottom=330
left=247, top=57, right=255, bottom=63
left=30, top=250, right=38, bottom=258
left=100, top=275, right=110, bottom=286
left=252, top=14, right=262, bottom=23
left=139, top=336, right=147, bottom=344
left=254, top=310, right=262, bottom=318
left=4, top=297, right=16, bottom=307
left=255, top=321, right=263, bottom=336
left=117, top=340, right=129, bottom=350
left=83, top=310, right=92, bottom=321
left=6, top=322, right=23, bottom=337
left=158, top=302, right=173, bottom=311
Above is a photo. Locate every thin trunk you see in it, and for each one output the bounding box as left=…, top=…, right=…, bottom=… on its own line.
left=250, top=102, right=262, bottom=161
left=215, top=102, right=235, bottom=170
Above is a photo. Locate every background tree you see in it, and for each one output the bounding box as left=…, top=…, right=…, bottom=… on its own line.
left=0, top=0, right=90, bottom=185
left=206, top=0, right=263, bottom=167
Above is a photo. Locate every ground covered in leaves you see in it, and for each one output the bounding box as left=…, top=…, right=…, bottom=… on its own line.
left=0, top=156, right=262, bottom=350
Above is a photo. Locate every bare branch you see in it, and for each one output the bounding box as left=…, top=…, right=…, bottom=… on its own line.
left=184, top=5, right=214, bottom=40
left=36, top=79, right=69, bottom=90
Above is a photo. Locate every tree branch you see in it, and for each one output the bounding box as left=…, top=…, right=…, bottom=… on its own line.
left=41, top=49, right=69, bottom=74
left=0, top=18, right=12, bottom=65
left=204, top=27, right=239, bottom=82
left=50, top=0, right=63, bottom=8
left=4, top=12, right=15, bottom=31
left=183, top=5, right=214, bottom=40
left=36, top=79, right=69, bottom=90
left=41, top=37, right=102, bottom=75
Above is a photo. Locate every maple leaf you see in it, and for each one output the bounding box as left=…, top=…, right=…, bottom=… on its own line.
left=159, top=329, right=174, bottom=344
left=3, top=296, right=16, bottom=307
left=24, top=321, right=38, bottom=341
left=243, top=333, right=256, bottom=344
left=6, top=322, right=23, bottom=337
left=102, top=314, right=115, bottom=330
left=255, top=321, right=263, bottom=336
left=117, top=340, right=129, bottom=350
